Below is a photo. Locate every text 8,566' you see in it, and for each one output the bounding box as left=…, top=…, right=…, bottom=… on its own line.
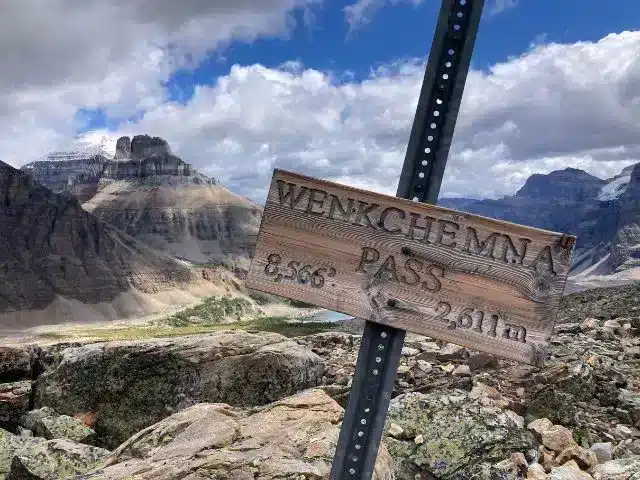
left=263, top=253, right=336, bottom=288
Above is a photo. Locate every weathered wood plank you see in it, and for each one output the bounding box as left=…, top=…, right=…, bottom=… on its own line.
left=246, top=169, right=576, bottom=366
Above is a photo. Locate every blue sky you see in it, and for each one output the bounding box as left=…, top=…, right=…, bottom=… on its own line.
left=78, top=0, right=640, bottom=132
left=4, top=0, right=637, bottom=203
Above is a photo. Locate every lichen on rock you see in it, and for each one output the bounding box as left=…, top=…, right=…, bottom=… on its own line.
left=384, top=384, right=537, bottom=479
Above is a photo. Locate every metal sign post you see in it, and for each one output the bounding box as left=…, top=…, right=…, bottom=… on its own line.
left=329, top=1, right=485, bottom=477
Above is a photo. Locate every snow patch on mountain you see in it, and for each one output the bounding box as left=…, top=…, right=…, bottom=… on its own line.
left=597, top=173, right=631, bottom=201
left=44, top=132, right=119, bottom=162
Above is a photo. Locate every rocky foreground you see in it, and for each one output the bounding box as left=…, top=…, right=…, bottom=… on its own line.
left=1, top=284, right=640, bottom=479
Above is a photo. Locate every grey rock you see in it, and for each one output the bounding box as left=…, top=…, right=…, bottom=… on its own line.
left=590, top=442, right=613, bottom=464
left=0, top=428, right=110, bottom=479
left=0, top=345, right=39, bottom=382
left=79, top=389, right=393, bottom=480
left=383, top=384, right=536, bottom=479
left=21, top=134, right=263, bottom=273
left=591, top=455, right=640, bottom=479
left=114, top=136, right=130, bottom=160
left=440, top=163, right=640, bottom=290
left=467, top=352, right=500, bottom=371
left=0, top=160, right=202, bottom=319
left=20, top=407, right=96, bottom=443
left=130, top=134, right=170, bottom=159
left=33, top=331, right=325, bottom=449
left=7, top=438, right=109, bottom=480
left=0, top=381, right=31, bottom=429
left=550, top=465, right=594, bottom=479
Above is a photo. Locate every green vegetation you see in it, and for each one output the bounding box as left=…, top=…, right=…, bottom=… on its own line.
left=284, top=298, right=317, bottom=309
left=34, top=294, right=336, bottom=343
left=36, top=316, right=336, bottom=342
left=159, top=296, right=258, bottom=327
left=247, top=290, right=317, bottom=309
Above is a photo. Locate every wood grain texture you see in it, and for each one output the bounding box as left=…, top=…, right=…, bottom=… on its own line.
left=246, top=169, right=577, bottom=366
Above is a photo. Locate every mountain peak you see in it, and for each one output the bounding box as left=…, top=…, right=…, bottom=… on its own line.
left=115, top=135, right=172, bottom=160
left=516, top=167, right=605, bottom=201
left=44, top=132, right=118, bottom=162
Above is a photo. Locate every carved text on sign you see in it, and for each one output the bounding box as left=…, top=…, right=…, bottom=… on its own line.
left=276, top=179, right=558, bottom=277
left=246, top=170, right=576, bottom=366
left=262, top=252, right=336, bottom=289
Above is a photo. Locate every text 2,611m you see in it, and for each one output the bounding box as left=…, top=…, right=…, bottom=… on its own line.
left=263, top=253, right=336, bottom=289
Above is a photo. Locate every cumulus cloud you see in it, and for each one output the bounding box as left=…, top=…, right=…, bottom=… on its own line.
left=108, top=31, right=640, bottom=203
left=0, top=0, right=320, bottom=167
left=0, top=2, right=638, bottom=206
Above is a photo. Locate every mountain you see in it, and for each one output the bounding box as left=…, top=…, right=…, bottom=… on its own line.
left=438, top=163, right=640, bottom=292
left=0, top=160, right=238, bottom=329
left=22, top=134, right=262, bottom=274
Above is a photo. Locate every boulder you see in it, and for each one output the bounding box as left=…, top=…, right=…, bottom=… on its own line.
left=591, top=455, right=640, bottom=479
left=0, top=345, right=39, bottom=382
left=0, top=428, right=110, bottom=479
left=20, top=407, right=96, bottom=443
left=590, top=443, right=613, bottom=464
left=383, top=383, right=537, bottom=479
left=33, top=331, right=325, bottom=449
left=550, top=465, right=594, bottom=479
left=80, top=389, right=393, bottom=479
left=6, top=438, right=109, bottom=480
left=0, top=381, right=31, bottom=429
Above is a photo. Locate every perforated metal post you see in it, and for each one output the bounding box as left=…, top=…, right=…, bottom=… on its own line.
left=329, top=1, right=485, bottom=478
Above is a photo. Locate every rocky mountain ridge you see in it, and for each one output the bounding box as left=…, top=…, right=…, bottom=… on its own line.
left=22, top=134, right=262, bottom=273
left=0, top=159, right=239, bottom=328
left=439, top=162, right=640, bottom=292
left=22, top=135, right=216, bottom=203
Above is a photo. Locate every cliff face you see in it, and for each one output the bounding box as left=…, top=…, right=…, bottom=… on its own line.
left=21, top=156, right=108, bottom=203
left=21, top=135, right=262, bottom=273
left=0, top=160, right=198, bottom=316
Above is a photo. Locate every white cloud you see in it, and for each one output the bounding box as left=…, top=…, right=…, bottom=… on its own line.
left=0, top=0, right=320, bottom=167
left=488, top=0, right=518, bottom=17
left=0, top=3, right=638, bottom=207
left=108, top=31, right=640, bottom=203
left=343, top=0, right=422, bottom=32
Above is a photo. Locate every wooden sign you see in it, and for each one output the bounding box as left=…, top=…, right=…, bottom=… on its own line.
left=246, top=169, right=576, bottom=366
